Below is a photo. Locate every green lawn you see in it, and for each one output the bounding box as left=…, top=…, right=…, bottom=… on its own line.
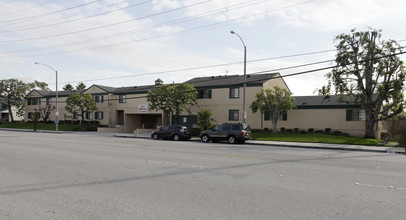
left=252, top=132, right=405, bottom=147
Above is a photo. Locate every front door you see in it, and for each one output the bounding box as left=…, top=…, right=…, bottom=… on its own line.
left=117, top=110, right=124, bottom=125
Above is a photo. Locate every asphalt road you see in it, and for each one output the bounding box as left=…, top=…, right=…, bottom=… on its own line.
left=0, top=130, right=405, bottom=219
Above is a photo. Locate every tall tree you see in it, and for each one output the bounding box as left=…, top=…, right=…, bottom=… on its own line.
left=65, top=93, right=97, bottom=124
left=76, top=82, right=86, bottom=90
left=63, top=84, right=74, bottom=91
left=147, top=83, right=197, bottom=124
left=29, top=80, right=50, bottom=91
left=313, top=84, right=331, bottom=96
left=327, top=28, right=405, bottom=138
left=0, top=79, right=49, bottom=122
left=250, top=86, right=296, bottom=133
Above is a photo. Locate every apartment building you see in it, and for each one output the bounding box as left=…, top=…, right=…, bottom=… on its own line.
left=24, top=73, right=375, bottom=137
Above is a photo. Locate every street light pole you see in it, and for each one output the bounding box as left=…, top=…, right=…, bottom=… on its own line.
left=230, top=30, right=247, bottom=123
left=35, top=62, right=58, bottom=133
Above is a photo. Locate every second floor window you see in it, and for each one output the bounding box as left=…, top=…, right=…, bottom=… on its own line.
left=229, top=87, right=239, bottom=99
left=28, top=98, right=41, bottom=105
left=119, top=94, right=126, bottom=103
left=197, top=89, right=212, bottom=99
left=93, top=95, right=104, bottom=103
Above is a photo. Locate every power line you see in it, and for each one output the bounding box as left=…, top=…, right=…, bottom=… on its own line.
left=0, top=0, right=58, bottom=19
left=7, top=0, right=316, bottom=57
left=2, top=0, right=272, bottom=53
left=0, top=0, right=153, bottom=33
left=58, top=49, right=337, bottom=85
left=0, top=0, right=212, bottom=43
left=46, top=50, right=406, bottom=104
left=0, top=0, right=104, bottom=23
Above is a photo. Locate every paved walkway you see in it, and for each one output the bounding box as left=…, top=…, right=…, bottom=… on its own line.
left=1, top=128, right=404, bottom=154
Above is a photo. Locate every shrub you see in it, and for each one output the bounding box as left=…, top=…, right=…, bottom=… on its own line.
left=72, top=125, right=87, bottom=131
left=264, top=127, right=269, bottom=132
left=286, top=129, right=293, bottom=133
left=325, top=128, right=331, bottom=133
left=314, top=130, right=324, bottom=133
left=252, top=129, right=264, bottom=133
left=294, top=128, right=299, bottom=133
left=280, top=127, right=286, bottom=132
left=308, top=128, right=314, bottom=133
left=333, top=130, right=343, bottom=135
left=299, top=130, right=308, bottom=134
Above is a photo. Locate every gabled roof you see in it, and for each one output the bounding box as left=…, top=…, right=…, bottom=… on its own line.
left=184, top=73, right=280, bottom=88
left=28, top=89, right=84, bottom=97
left=114, top=85, right=155, bottom=94
left=91, top=85, right=116, bottom=93
left=294, top=95, right=361, bottom=108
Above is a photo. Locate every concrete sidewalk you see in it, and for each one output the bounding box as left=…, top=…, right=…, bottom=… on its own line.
left=122, top=132, right=405, bottom=154
left=1, top=128, right=404, bottom=154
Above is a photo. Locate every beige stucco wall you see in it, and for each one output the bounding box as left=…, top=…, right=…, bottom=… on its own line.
left=189, top=85, right=264, bottom=128
left=263, top=77, right=290, bottom=91
left=25, top=95, right=69, bottom=122
left=267, top=109, right=366, bottom=137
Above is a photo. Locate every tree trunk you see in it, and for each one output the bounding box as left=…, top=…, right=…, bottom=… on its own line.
left=7, top=105, right=14, bottom=122
left=364, top=116, right=376, bottom=139
left=81, top=112, right=85, bottom=125
left=271, top=117, right=278, bottom=133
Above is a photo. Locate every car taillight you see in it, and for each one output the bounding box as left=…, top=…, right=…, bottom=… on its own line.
left=241, top=131, right=245, bottom=135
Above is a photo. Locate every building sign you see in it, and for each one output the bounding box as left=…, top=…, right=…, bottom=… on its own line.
left=138, top=104, right=148, bottom=113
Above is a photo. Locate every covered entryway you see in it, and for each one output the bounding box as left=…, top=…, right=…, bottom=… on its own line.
left=125, top=113, right=162, bottom=132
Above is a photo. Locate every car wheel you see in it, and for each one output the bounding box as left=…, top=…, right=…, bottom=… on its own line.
left=152, top=134, right=159, bottom=140
left=228, top=136, right=237, bottom=144
left=173, top=134, right=180, bottom=141
left=201, top=135, right=209, bottom=143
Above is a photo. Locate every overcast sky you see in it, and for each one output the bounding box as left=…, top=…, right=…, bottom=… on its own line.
left=1, top=0, right=405, bottom=95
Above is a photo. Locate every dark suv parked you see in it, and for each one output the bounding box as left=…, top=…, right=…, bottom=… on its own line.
left=151, top=125, right=191, bottom=141
left=200, top=123, right=251, bottom=144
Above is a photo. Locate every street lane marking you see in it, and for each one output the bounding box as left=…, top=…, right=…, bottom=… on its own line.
left=145, top=160, right=204, bottom=168
left=355, top=182, right=406, bottom=191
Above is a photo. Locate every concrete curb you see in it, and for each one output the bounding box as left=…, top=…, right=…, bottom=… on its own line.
left=2, top=128, right=404, bottom=155
left=129, top=134, right=405, bottom=155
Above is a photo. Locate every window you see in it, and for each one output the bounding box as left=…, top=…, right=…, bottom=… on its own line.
left=46, top=98, right=50, bottom=105
left=346, top=109, right=365, bottom=121
left=229, top=87, right=239, bottom=99
left=229, top=110, right=239, bottom=121
left=29, top=98, right=41, bottom=105
left=197, top=89, right=212, bottom=99
left=119, top=94, right=126, bottom=103
left=264, top=112, right=287, bottom=121
left=73, top=112, right=78, bottom=120
left=86, top=112, right=93, bottom=120
left=28, top=112, right=33, bottom=119
left=93, top=95, right=104, bottom=103
left=95, top=111, right=104, bottom=120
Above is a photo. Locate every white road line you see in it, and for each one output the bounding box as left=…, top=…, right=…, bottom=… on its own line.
left=355, top=182, right=406, bottom=190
